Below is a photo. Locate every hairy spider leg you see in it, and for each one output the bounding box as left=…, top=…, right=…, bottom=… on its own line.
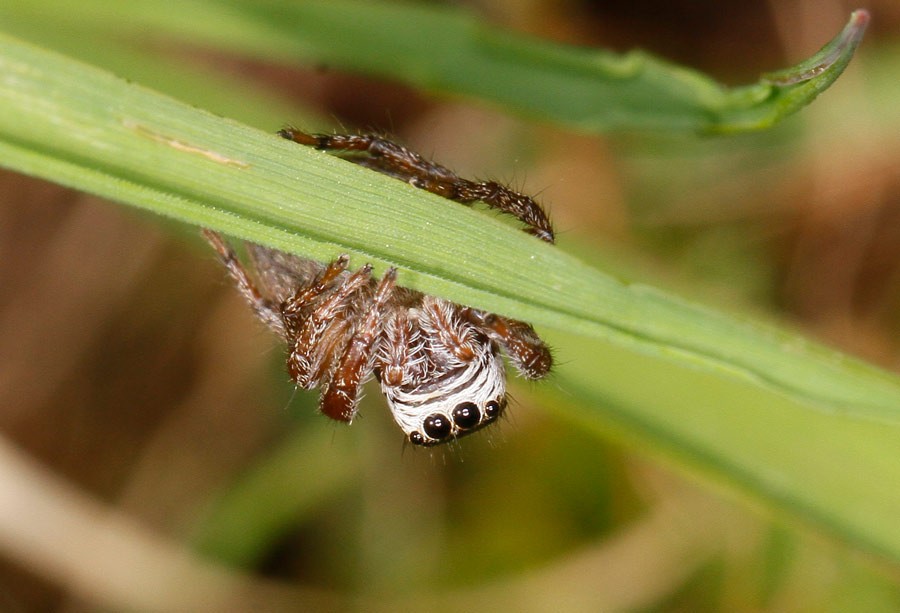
left=320, top=268, right=398, bottom=422
left=277, top=129, right=555, bottom=244
left=283, top=260, right=373, bottom=389
left=468, top=311, right=553, bottom=380
left=444, top=181, right=555, bottom=244
left=280, top=254, right=350, bottom=333
left=202, top=229, right=285, bottom=336
left=245, top=244, right=326, bottom=305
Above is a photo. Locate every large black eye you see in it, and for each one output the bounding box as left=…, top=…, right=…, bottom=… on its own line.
left=484, top=399, right=504, bottom=420
left=452, top=402, right=481, bottom=430
left=423, top=413, right=452, bottom=440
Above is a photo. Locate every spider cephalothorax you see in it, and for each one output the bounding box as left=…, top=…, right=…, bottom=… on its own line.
left=203, top=129, right=553, bottom=446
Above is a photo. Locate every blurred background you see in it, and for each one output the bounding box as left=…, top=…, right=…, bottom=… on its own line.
left=1, top=0, right=900, bottom=610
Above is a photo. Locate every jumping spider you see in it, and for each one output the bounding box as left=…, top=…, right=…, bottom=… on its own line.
left=204, top=130, right=553, bottom=446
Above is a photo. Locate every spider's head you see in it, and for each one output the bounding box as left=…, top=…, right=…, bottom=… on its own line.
left=381, top=347, right=507, bottom=447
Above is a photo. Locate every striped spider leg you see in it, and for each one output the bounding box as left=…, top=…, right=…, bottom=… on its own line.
left=277, top=128, right=555, bottom=244
left=202, top=229, right=395, bottom=424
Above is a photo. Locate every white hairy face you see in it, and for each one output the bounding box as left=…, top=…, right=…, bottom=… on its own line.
left=381, top=345, right=507, bottom=446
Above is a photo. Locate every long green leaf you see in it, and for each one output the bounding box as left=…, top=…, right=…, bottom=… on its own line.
left=546, top=331, right=900, bottom=562
left=0, top=32, right=898, bottom=426
left=2, top=30, right=900, bottom=564
left=0, top=1, right=868, bottom=133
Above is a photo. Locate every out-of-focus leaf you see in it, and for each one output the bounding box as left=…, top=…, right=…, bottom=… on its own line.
left=0, top=1, right=869, bottom=133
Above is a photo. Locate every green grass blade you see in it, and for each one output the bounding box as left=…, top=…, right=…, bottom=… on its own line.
left=0, top=1, right=868, bottom=133
left=546, top=331, right=900, bottom=562
left=3, top=33, right=900, bottom=563
left=1, top=32, right=899, bottom=428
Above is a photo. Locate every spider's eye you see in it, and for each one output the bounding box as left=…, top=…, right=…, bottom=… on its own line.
left=423, top=413, right=452, bottom=441
left=452, top=402, right=481, bottom=430
left=484, top=399, right=504, bottom=420
left=409, top=431, right=425, bottom=446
